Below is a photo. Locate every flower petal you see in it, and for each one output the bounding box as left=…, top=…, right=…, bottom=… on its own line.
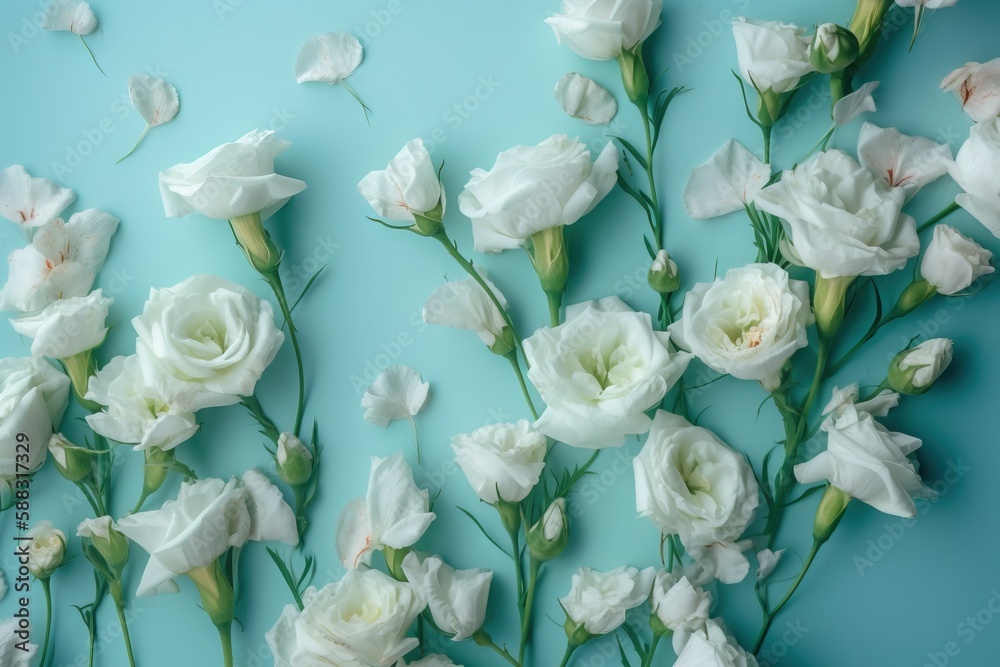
left=128, top=74, right=180, bottom=127
left=295, top=32, right=363, bottom=84
left=41, top=0, right=97, bottom=34
left=361, top=365, right=430, bottom=427
left=683, top=140, right=770, bottom=219
left=833, top=81, right=880, bottom=126
left=554, top=73, right=618, bottom=125
left=0, top=165, right=76, bottom=235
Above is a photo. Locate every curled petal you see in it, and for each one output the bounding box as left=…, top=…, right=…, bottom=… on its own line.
left=295, top=32, right=363, bottom=84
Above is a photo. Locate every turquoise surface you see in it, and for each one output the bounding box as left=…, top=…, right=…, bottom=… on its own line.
left=2, top=1, right=1000, bottom=665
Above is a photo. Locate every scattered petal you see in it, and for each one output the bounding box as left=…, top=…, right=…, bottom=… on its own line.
left=295, top=32, right=363, bottom=84
left=756, top=548, right=785, bottom=580
left=41, top=0, right=97, bottom=34
left=833, top=81, right=880, bottom=125
left=128, top=74, right=180, bottom=127
left=941, top=58, right=1000, bottom=122
left=858, top=122, right=953, bottom=198
left=683, top=140, right=770, bottom=219
left=361, top=365, right=429, bottom=427
left=554, top=73, right=618, bottom=125
left=0, top=165, right=76, bottom=237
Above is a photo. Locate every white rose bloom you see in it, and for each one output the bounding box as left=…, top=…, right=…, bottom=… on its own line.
left=668, top=264, right=812, bottom=390
left=451, top=420, right=547, bottom=504
left=822, top=383, right=899, bottom=422
left=0, top=618, right=37, bottom=666
left=422, top=273, right=511, bottom=351
left=132, top=274, right=284, bottom=406
left=941, top=58, right=1000, bottom=123
left=891, top=338, right=954, bottom=393
left=635, top=411, right=759, bottom=584
left=26, top=520, right=66, bottom=579
left=755, top=150, right=919, bottom=278
left=732, top=18, right=813, bottom=94
left=266, top=569, right=425, bottom=667
left=674, top=619, right=759, bottom=667
left=545, top=0, right=662, bottom=61
left=358, top=138, right=443, bottom=221
left=458, top=135, right=618, bottom=252
left=0, top=357, right=69, bottom=483
left=921, top=224, right=994, bottom=294
left=795, top=404, right=934, bottom=518
left=116, top=473, right=297, bottom=596
left=524, top=297, right=691, bottom=449
left=10, top=290, right=112, bottom=359
left=336, top=453, right=436, bottom=568
left=950, top=118, right=1000, bottom=237
left=651, top=571, right=712, bottom=635
left=0, top=209, right=119, bottom=314
left=401, top=551, right=492, bottom=641
left=0, top=165, right=75, bottom=236
left=560, top=566, right=656, bottom=636
left=159, top=129, right=306, bottom=221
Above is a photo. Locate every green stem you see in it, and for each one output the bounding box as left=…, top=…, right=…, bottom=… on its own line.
left=638, top=103, right=663, bottom=243
left=217, top=623, right=234, bottom=667
left=558, top=643, right=577, bottom=667
left=110, top=583, right=138, bottom=667
left=39, top=577, right=53, bottom=667
left=547, top=291, right=563, bottom=328
left=79, top=35, right=104, bottom=75
left=917, top=200, right=960, bottom=234
left=116, top=125, right=150, bottom=164
left=641, top=635, right=662, bottom=667
left=753, top=539, right=822, bottom=654
left=762, top=123, right=772, bottom=165
left=519, top=558, right=542, bottom=666
left=340, top=79, right=372, bottom=125
left=506, top=353, right=539, bottom=420
left=408, top=416, right=422, bottom=466
left=475, top=632, right=522, bottom=667
left=263, top=271, right=306, bottom=437
left=826, top=310, right=901, bottom=378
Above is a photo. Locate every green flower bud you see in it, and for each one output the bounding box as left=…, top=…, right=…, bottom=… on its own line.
left=488, top=325, right=517, bottom=357
left=618, top=47, right=650, bottom=106
left=48, top=434, right=95, bottom=483
left=888, top=338, right=953, bottom=395
left=142, top=446, right=175, bottom=498
left=564, top=616, right=593, bottom=647
left=813, top=485, right=852, bottom=544
left=893, top=279, right=937, bottom=317
left=647, top=250, right=680, bottom=294
left=496, top=500, right=522, bottom=535
left=78, top=516, right=130, bottom=573
left=527, top=498, right=569, bottom=563
left=277, top=432, right=314, bottom=487
left=411, top=193, right=446, bottom=237
left=812, top=275, right=855, bottom=340
left=229, top=212, right=282, bottom=274
left=529, top=226, right=570, bottom=298
left=847, top=0, right=894, bottom=66
left=810, top=23, right=860, bottom=74
left=187, top=561, right=236, bottom=628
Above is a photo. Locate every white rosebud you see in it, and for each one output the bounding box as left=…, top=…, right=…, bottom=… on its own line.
left=527, top=498, right=569, bottom=562
left=921, top=225, right=994, bottom=295
left=889, top=338, right=954, bottom=395
left=26, top=521, right=67, bottom=579
left=276, top=432, right=313, bottom=487
left=650, top=571, right=712, bottom=637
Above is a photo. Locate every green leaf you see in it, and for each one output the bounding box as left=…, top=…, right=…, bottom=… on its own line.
left=784, top=484, right=825, bottom=507
left=616, top=635, right=635, bottom=667
left=652, top=86, right=686, bottom=149
left=643, top=234, right=657, bottom=260
left=290, top=264, right=328, bottom=314
left=621, top=621, right=648, bottom=657
left=456, top=506, right=513, bottom=558
left=613, top=136, right=649, bottom=170
left=732, top=71, right=764, bottom=129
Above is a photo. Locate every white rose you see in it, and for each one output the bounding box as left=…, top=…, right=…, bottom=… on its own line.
left=795, top=404, right=934, bottom=518
left=451, top=420, right=547, bottom=504
left=732, top=18, right=813, bottom=94
left=458, top=135, right=618, bottom=252
left=10, top=290, right=112, bottom=359
left=941, top=58, right=1000, bottom=123
left=266, top=569, right=424, bottom=667
left=0, top=164, right=75, bottom=235
left=889, top=338, right=954, bottom=395
left=524, top=296, right=691, bottom=449
left=422, top=273, right=512, bottom=353
left=132, top=274, right=284, bottom=406
left=116, top=472, right=297, bottom=596
left=755, top=150, right=919, bottom=278
left=635, top=411, right=759, bottom=584
left=26, top=520, right=66, bottom=579
left=0, top=357, right=69, bottom=483
left=560, top=565, right=655, bottom=636
left=921, top=224, right=994, bottom=294
left=674, top=619, right=759, bottom=667
left=651, top=571, right=712, bottom=635
left=950, top=118, right=1000, bottom=237
left=401, top=552, right=492, bottom=641
left=358, top=138, right=443, bottom=221
left=159, top=129, right=306, bottom=221
left=668, top=264, right=812, bottom=390
left=545, top=0, right=662, bottom=61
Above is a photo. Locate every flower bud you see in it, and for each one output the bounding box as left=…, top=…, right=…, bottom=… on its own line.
left=229, top=212, right=282, bottom=275
left=888, top=339, right=953, bottom=395
left=812, top=275, right=854, bottom=340
left=186, top=561, right=236, bottom=627
left=26, top=520, right=67, bottom=579
left=78, top=516, right=130, bottom=573
left=489, top=326, right=517, bottom=358
left=276, top=432, right=314, bottom=487
left=813, top=484, right=851, bottom=544
left=383, top=545, right=411, bottom=582
left=847, top=0, right=893, bottom=66
left=921, top=225, right=994, bottom=296
left=496, top=500, right=522, bottom=535
left=527, top=498, right=569, bottom=562
left=893, top=278, right=937, bottom=317
left=809, top=23, right=859, bottom=74
left=618, top=48, right=650, bottom=106
left=529, top=227, right=570, bottom=298
left=48, top=433, right=95, bottom=483
left=563, top=615, right=594, bottom=647
left=647, top=250, right=680, bottom=294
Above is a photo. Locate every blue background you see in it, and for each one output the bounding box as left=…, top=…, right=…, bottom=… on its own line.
left=2, top=1, right=999, bottom=666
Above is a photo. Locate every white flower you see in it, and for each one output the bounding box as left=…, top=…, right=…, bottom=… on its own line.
left=651, top=571, right=712, bottom=634
left=76, top=515, right=113, bottom=542
left=458, top=135, right=618, bottom=252
left=10, top=290, right=111, bottom=359
left=0, top=357, right=69, bottom=482
left=554, top=73, right=618, bottom=124
left=451, top=421, right=547, bottom=504
left=159, top=129, right=307, bottom=221
left=545, top=0, right=663, bottom=61
left=795, top=404, right=934, bottom=518
left=857, top=122, right=952, bottom=197
left=85, top=355, right=199, bottom=451
left=674, top=619, right=759, bottom=667
left=949, top=118, right=1000, bottom=237
left=276, top=432, right=313, bottom=486
left=921, top=224, right=994, bottom=294
left=404, top=657, right=460, bottom=667
left=361, top=365, right=429, bottom=427
left=635, top=411, right=759, bottom=584
left=732, top=18, right=813, bottom=94
left=132, top=274, right=284, bottom=406
left=295, top=32, right=364, bottom=85
left=26, top=520, right=66, bottom=579
left=401, top=552, right=492, bottom=641
left=0, top=209, right=119, bottom=314
left=832, top=81, right=879, bottom=126
left=683, top=140, right=771, bottom=219
left=266, top=569, right=424, bottom=667
left=668, top=263, right=812, bottom=390
left=524, top=297, right=690, bottom=449
left=560, top=566, right=656, bottom=636
left=336, top=453, right=435, bottom=568
left=422, top=273, right=510, bottom=351
left=0, top=617, right=38, bottom=666
left=41, top=0, right=96, bottom=34
left=822, top=383, right=899, bottom=422
left=0, top=165, right=75, bottom=236
left=941, top=58, right=1000, bottom=122
left=0, top=570, right=6, bottom=600
left=128, top=74, right=180, bottom=127
left=890, top=338, right=954, bottom=394
left=755, top=150, right=919, bottom=278
left=756, top=548, right=784, bottom=580
left=358, top=139, right=443, bottom=222
left=117, top=473, right=297, bottom=597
